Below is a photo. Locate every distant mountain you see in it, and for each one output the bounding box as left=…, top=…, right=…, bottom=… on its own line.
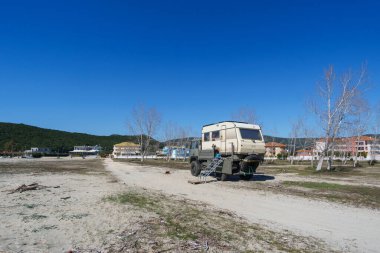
left=0, top=122, right=140, bottom=153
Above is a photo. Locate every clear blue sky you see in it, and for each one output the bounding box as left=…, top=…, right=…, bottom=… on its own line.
left=1, top=0, right=379, bottom=138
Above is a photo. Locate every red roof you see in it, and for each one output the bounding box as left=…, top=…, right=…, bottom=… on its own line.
left=354, top=136, right=374, bottom=141
left=265, top=142, right=286, bottom=148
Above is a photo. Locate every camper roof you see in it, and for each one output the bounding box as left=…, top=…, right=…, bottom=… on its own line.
left=202, top=121, right=261, bottom=132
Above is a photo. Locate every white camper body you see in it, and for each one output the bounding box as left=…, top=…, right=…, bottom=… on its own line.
left=201, top=121, right=265, bottom=156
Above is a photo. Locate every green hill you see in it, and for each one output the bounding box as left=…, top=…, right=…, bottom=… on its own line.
left=0, top=122, right=139, bottom=153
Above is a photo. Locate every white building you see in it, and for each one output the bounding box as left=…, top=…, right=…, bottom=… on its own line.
left=314, top=136, right=378, bottom=160
left=24, top=147, right=51, bottom=156
left=112, top=142, right=141, bottom=158
left=160, top=146, right=189, bottom=159
left=69, top=145, right=102, bottom=156
left=368, top=143, right=380, bottom=161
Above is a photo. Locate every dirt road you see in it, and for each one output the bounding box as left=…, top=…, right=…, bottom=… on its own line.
left=105, top=159, right=380, bottom=253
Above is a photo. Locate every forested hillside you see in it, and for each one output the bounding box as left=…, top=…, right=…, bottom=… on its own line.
left=0, top=123, right=139, bottom=153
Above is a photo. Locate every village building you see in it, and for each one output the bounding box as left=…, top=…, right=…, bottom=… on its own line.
left=69, top=145, right=102, bottom=156
left=23, top=147, right=52, bottom=157
left=296, top=148, right=314, bottom=157
left=265, top=142, right=287, bottom=157
left=314, top=136, right=378, bottom=160
left=159, top=146, right=189, bottom=159
left=112, top=142, right=141, bottom=158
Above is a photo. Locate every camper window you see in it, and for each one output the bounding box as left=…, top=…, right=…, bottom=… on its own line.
left=211, top=131, right=220, bottom=141
left=203, top=132, right=210, bottom=142
left=239, top=129, right=262, bottom=141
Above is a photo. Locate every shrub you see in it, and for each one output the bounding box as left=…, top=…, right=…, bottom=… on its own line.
left=32, top=153, right=42, bottom=158
left=368, top=160, right=377, bottom=165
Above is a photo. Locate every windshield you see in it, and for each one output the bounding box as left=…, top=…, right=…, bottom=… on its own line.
left=239, top=129, right=262, bottom=141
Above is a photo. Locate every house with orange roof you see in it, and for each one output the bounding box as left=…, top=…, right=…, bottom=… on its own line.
left=265, top=142, right=287, bottom=157
left=296, top=148, right=313, bottom=157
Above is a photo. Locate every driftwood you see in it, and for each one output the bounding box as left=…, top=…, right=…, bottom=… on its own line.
left=8, top=183, right=58, bottom=194
left=188, top=179, right=217, bottom=184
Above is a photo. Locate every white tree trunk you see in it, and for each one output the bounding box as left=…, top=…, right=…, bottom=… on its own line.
left=354, top=155, right=358, bottom=167
left=327, top=157, right=332, bottom=170
left=316, top=156, right=324, bottom=171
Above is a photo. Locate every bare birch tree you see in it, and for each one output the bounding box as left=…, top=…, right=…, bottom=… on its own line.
left=311, top=65, right=367, bottom=171
left=349, top=100, right=371, bottom=167
left=127, top=104, right=161, bottom=162
left=299, top=124, right=317, bottom=167
left=163, top=122, right=192, bottom=161
left=231, top=107, right=258, bottom=124
left=177, top=125, right=192, bottom=161
left=164, top=121, right=177, bottom=161
left=369, top=103, right=380, bottom=164
left=289, top=118, right=303, bottom=165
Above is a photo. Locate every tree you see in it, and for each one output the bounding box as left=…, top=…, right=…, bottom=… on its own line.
left=163, top=121, right=177, bottom=161
left=369, top=103, right=380, bottom=164
left=299, top=124, right=317, bottom=167
left=349, top=100, right=370, bottom=167
left=231, top=107, right=258, bottom=124
left=163, top=122, right=192, bottom=161
left=127, top=104, right=161, bottom=162
left=311, top=65, right=367, bottom=171
left=288, top=118, right=303, bottom=165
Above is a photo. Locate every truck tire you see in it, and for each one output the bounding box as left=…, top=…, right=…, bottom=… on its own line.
left=190, top=161, right=201, bottom=176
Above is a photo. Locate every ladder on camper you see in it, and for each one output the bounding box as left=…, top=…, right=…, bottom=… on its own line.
left=200, top=158, right=224, bottom=182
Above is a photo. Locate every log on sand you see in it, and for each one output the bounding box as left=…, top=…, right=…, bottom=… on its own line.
left=8, top=183, right=52, bottom=194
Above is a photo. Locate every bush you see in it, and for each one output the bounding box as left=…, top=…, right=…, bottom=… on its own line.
left=277, top=153, right=288, bottom=160
left=368, top=160, right=377, bottom=165
left=32, top=153, right=42, bottom=158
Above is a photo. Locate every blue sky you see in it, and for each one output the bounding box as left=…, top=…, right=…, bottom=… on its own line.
left=1, top=0, right=379, bottom=138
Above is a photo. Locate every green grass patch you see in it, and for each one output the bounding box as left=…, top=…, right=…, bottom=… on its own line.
left=106, top=192, right=158, bottom=209
left=23, top=203, right=38, bottom=209
left=282, top=181, right=380, bottom=209
left=260, top=164, right=363, bottom=178
left=283, top=181, right=349, bottom=190
left=106, top=192, right=204, bottom=241
left=60, top=213, right=90, bottom=220
left=22, top=213, right=48, bottom=222
left=32, top=225, right=57, bottom=233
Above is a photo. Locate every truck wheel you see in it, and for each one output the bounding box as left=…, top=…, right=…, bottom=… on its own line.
left=239, top=174, right=253, bottom=181
left=190, top=161, right=201, bottom=176
left=220, top=173, right=228, bottom=181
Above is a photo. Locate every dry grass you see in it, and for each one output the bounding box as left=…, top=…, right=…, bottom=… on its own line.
left=0, top=159, right=105, bottom=175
